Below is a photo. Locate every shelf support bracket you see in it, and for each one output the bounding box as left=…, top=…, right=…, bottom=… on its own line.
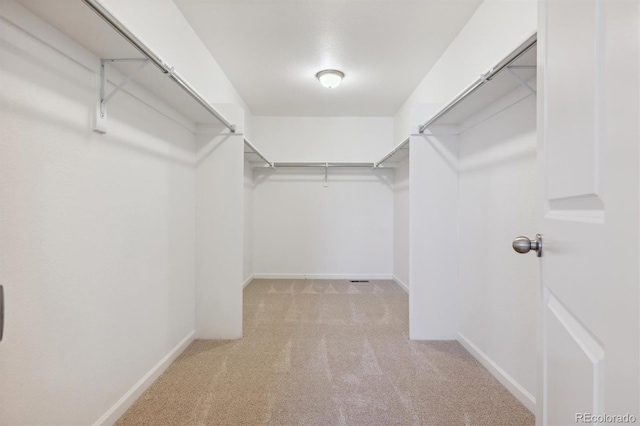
left=95, top=58, right=149, bottom=133
left=324, top=163, right=329, bottom=187
left=505, top=66, right=536, bottom=95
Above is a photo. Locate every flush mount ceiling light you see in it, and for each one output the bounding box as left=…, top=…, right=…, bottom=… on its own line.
left=316, top=69, right=345, bottom=89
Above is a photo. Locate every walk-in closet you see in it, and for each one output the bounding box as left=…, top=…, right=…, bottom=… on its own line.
left=2, top=0, right=638, bottom=425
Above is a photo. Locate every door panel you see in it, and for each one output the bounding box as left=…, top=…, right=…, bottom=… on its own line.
left=545, top=291, right=604, bottom=423
left=538, top=0, right=639, bottom=424
left=545, top=0, right=601, bottom=203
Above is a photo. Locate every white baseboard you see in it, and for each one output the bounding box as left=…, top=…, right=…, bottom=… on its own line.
left=243, top=274, right=254, bottom=289
left=252, top=273, right=393, bottom=280
left=457, top=332, right=535, bottom=413
left=94, top=331, right=195, bottom=426
left=392, top=276, right=409, bottom=293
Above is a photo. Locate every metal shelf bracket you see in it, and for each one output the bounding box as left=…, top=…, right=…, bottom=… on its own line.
left=95, top=58, right=149, bottom=133
left=324, top=162, right=329, bottom=187
left=505, top=65, right=537, bottom=95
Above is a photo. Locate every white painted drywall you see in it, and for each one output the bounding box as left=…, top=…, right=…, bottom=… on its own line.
left=0, top=3, right=195, bottom=424
left=195, top=107, right=245, bottom=340
left=409, top=117, right=459, bottom=340
left=250, top=116, right=394, bottom=162
left=253, top=168, right=394, bottom=279
left=393, top=0, right=537, bottom=141
left=457, top=96, right=537, bottom=406
left=250, top=116, right=394, bottom=279
left=393, top=158, right=410, bottom=289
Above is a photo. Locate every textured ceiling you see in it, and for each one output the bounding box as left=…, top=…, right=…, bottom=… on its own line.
left=174, top=0, right=483, bottom=116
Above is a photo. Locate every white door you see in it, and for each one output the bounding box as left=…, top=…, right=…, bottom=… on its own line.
left=535, top=0, right=639, bottom=424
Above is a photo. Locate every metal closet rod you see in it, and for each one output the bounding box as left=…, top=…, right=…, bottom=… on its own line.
left=81, top=0, right=236, bottom=133
left=375, top=137, right=410, bottom=167
left=419, top=33, right=537, bottom=133
left=272, top=162, right=375, bottom=168
left=244, top=138, right=274, bottom=167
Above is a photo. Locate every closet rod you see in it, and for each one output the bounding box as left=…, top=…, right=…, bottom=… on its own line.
left=374, top=137, right=410, bottom=167
left=272, top=162, right=375, bottom=168
left=244, top=138, right=274, bottom=167
left=418, top=33, right=537, bottom=134
left=81, top=0, right=236, bottom=133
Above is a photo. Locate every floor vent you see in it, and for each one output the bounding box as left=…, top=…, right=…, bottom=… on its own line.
left=350, top=280, right=370, bottom=283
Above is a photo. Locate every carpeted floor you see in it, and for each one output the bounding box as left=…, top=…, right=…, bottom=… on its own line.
left=117, top=279, right=534, bottom=425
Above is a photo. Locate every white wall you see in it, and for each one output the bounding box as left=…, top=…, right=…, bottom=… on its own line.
left=195, top=108, right=245, bottom=340
left=394, top=0, right=536, bottom=140
left=393, top=158, right=410, bottom=289
left=250, top=117, right=395, bottom=279
left=253, top=168, right=394, bottom=279
left=457, top=95, right=537, bottom=410
left=251, top=116, right=394, bottom=162
left=409, top=115, right=459, bottom=340
left=0, top=3, right=195, bottom=424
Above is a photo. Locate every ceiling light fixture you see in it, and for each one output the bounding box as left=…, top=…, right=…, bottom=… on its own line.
left=316, top=69, right=344, bottom=89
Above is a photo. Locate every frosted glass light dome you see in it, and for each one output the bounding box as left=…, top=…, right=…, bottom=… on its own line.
left=316, top=69, right=344, bottom=89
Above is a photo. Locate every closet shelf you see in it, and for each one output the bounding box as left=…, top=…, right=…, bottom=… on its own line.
left=273, top=162, right=375, bottom=168
left=244, top=138, right=274, bottom=167
left=375, top=137, right=410, bottom=168
left=17, top=0, right=235, bottom=132
left=244, top=136, right=409, bottom=170
left=420, top=33, right=537, bottom=131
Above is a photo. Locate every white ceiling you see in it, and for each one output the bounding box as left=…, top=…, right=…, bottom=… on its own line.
left=174, top=0, right=483, bottom=117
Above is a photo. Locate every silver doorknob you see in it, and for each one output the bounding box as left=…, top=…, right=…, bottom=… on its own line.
left=512, top=234, right=542, bottom=257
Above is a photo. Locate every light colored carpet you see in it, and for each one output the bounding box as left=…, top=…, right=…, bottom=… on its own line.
left=117, top=279, right=534, bottom=425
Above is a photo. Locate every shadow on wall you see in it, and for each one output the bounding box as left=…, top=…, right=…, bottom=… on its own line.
left=418, top=134, right=458, bottom=173
left=3, top=25, right=197, bottom=167
left=459, top=97, right=536, bottom=174
left=195, top=129, right=233, bottom=165
left=1, top=29, right=95, bottom=94
left=3, top=95, right=198, bottom=168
